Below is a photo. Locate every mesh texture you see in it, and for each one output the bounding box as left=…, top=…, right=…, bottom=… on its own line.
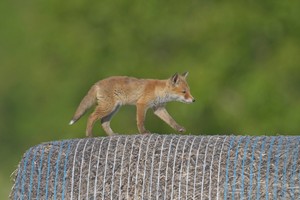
left=10, top=135, right=300, bottom=199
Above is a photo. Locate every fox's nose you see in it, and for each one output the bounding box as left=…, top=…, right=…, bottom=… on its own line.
left=192, top=99, right=196, bottom=102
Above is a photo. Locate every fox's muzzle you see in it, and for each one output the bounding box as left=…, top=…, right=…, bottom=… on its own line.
left=184, top=97, right=195, bottom=103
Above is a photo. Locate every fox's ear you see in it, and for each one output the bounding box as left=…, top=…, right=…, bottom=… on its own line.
left=182, top=72, right=189, bottom=79
left=171, top=72, right=179, bottom=85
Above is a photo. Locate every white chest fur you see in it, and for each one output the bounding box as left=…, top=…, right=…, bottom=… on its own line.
left=149, top=94, right=174, bottom=107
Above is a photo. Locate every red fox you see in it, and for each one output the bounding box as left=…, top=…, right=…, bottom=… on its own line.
left=69, top=72, right=195, bottom=137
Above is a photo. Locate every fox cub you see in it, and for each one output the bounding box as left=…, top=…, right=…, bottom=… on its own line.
left=69, top=72, right=195, bottom=137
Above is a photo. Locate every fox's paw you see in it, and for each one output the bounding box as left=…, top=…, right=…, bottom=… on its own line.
left=108, top=132, right=118, bottom=137
left=141, top=130, right=151, bottom=135
left=176, top=126, right=186, bottom=132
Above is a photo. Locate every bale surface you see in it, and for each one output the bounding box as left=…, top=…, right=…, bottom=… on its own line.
left=11, top=135, right=300, bottom=199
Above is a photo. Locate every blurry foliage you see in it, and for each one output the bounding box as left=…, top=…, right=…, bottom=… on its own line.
left=1, top=0, right=300, bottom=198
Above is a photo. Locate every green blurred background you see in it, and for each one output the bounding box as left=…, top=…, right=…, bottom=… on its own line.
left=1, top=0, right=300, bottom=198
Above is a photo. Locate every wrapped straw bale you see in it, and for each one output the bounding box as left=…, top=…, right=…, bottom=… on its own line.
left=10, top=135, right=300, bottom=199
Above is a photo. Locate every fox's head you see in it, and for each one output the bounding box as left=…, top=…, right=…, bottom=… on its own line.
left=168, top=72, right=195, bottom=104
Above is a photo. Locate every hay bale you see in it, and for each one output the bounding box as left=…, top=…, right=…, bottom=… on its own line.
left=10, top=135, right=300, bottom=199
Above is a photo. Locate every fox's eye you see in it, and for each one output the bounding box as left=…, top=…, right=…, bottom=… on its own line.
left=182, top=90, right=186, bottom=94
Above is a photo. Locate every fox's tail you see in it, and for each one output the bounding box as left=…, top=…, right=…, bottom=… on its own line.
left=69, top=86, right=97, bottom=125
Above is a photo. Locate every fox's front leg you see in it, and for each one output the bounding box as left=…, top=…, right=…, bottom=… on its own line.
left=136, top=103, right=150, bottom=134
left=153, top=106, right=186, bottom=132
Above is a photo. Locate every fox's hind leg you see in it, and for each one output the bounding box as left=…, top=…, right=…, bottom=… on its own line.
left=86, top=102, right=120, bottom=137
left=86, top=111, right=99, bottom=137
left=100, top=104, right=120, bottom=136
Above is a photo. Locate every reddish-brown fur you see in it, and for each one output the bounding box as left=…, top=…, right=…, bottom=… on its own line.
left=69, top=72, right=195, bottom=136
